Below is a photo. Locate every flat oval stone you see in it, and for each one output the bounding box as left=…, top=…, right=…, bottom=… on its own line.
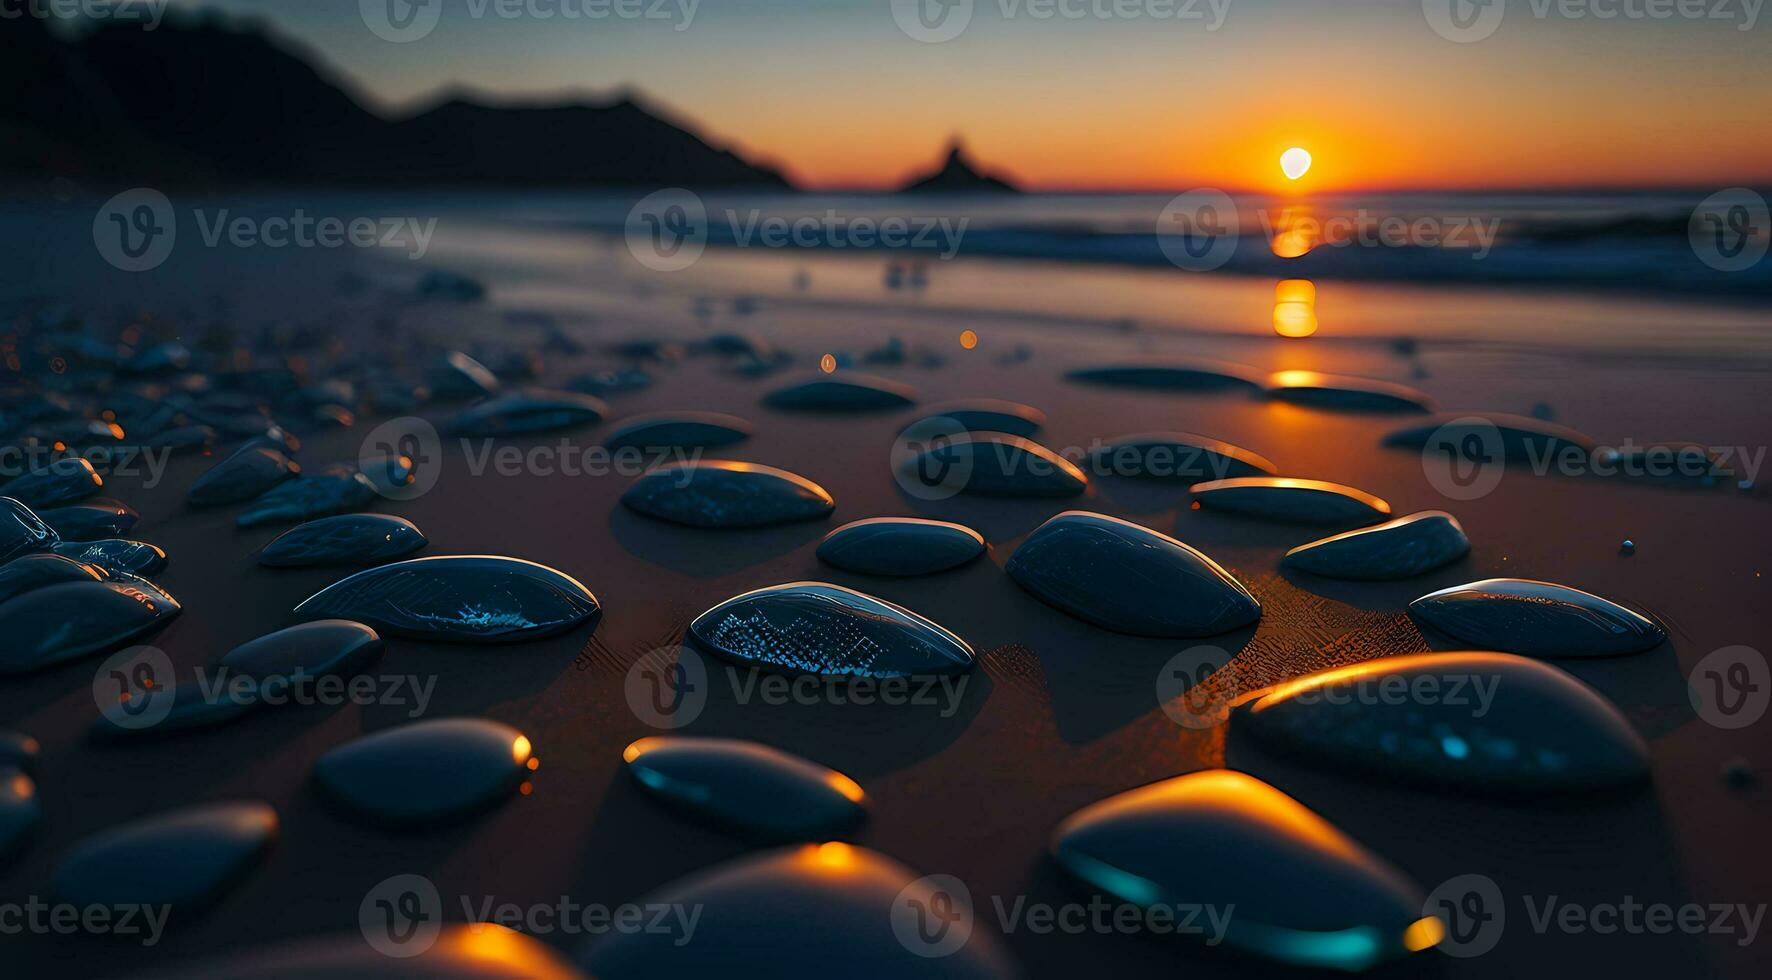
left=220, top=620, right=385, bottom=681
left=1382, top=412, right=1596, bottom=461
left=313, top=718, right=534, bottom=827
left=898, top=432, right=1088, bottom=497
left=1264, top=370, right=1436, bottom=413
left=817, top=518, right=985, bottom=576
left=187, top=446, right=299, bottom=506
left=1051, top=770, right=1438, bottom=971
left=1283, top=511, right=1470, bottom=580
left=0, top=457, right=103, bottom=508
left=904, top=399, right=1046, bottom=437
left=294, top=555, right=600, bottom=643
left=1, top=769, right=38, bottom=861
left=430, top=350, right=501, bottom=400
left=579, top=844, right=1016, bottom=980
left=2, top=496, right=58, bottom=562
left=604, top=411, right=753, bottom=452
left=37, top=498, right=139, bottom=541
left=1191, top=477, right=1392, bottom=525
left=1007, top=511, right=1260, bottom=637
left=623, top=461, right=834, bottom=528
left=148, top=424, right=218, bottom=454
left=689, top=582, right=973, bottom=678
left=259, top=514, right=428, bottom=568
left=1066, top=357, right=1262, bottom=390
left=447, top=388, right=608, bottom=436
left=763, top=373, right=917, bottom=411
left=115, top=926, right=586, bottom=979
left=622, top=736, right=867, bottom=839
left=1409, top=578, right=1667, bottom=657
left=236, top=465, right=376, bottom=529
left=1088, top=432, right=1276, bottom=481
left=567, top=367, right=652, bottom=397
left=0, top=579, right=181, bottom=674
left=51, top=538, right=168, bottom=576
left=90, top=684, right=257, bottom=740
left=1234, top=651, right=1650, bottom=792
left=53, top=801, right=277, bottom=911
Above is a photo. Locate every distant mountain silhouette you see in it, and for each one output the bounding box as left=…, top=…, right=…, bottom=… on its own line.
left=0, top=13, right=789, bottom=189
left=899, top=140, right=1019, bottom=193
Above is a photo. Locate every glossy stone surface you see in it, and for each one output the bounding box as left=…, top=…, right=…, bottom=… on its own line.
left=579, top=844, right=1017, bottom=980
left=259, top=514, right=428, bottom=568
left=1408, top=578, right=1667, bottom=657
left=1, top=769, right=37, bottom=861
left=430, top=351, right=501, bottom=400
left=817, top=518, right=985, bottom=576
left=90, top=685, right=256, bottom=740
left=51, top=538, right=168, bottom=576
left=219, top=620, right=385, bottom=681
left=623, top=461, right=835, bottom=528
left=1065, top=358, right=1262, bottom=390
left=37, top=498, right=139, bottom=541
left=622, top=736, right=867, bottom=839
left=1382, top=412, right=1597, bottom=461
left=187, top=446, right=298, bottom=506
left=1, top=496, right=58, bottom=563
left=763, top=373, right=918, bottom=411
left=603, top=411, right=753, bottom=451
left=904, top=399, right=1046, bottom=437
left=1190, top=477, right=1392, bottom=525
left=1234, top=651, right=1650, bottom=792
left=295, top=555, right=600, bottom=642
left=53, top=801, right=278, bottom=910
left=1007, top=511, right=1260, bottom=637
left=1088, top=432, right=1276, bottom=481
left=898, top=432, right=1088, bottom=497
left=236, top=465, right=376, bottom=528
left=313, top=718, right=534, bottom=827
left=0, top=457, right=103, bottom=508
left=1051, top=770, right=1437, bottom=971
left=447, top=388, right=608, bottom=436
left=119, top=926, right=587, bottom=979
left=689, top=582, right=974, bottom=678
left=1283, top=511, right=1470, bottom=580
left=1263, top=370, right=1436, bottom=413
left=0, top=579, right=181, bottom=674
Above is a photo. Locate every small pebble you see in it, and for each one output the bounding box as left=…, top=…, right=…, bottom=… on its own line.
left=1620, top=539, right=1636, bottom=556
left=1723, top=757, right=1755, bottom=788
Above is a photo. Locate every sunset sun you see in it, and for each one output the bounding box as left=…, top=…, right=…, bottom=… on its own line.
left=1281, top=147, right=1312, bottom=181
